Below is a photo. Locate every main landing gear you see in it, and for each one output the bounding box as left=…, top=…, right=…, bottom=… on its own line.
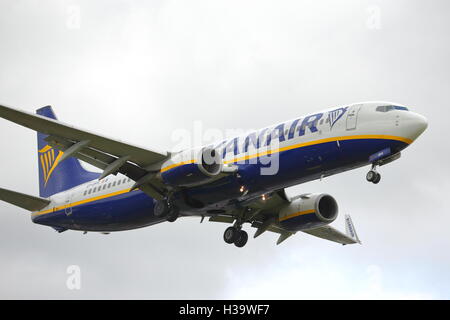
left=154, top=199, right=179, bottom=222
left=223, top=226, right=248, bottom=248
left=366, top=164, right=381, bottom=184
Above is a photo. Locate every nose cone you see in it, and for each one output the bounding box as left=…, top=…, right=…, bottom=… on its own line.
left=404, top=112, right=428, bottom=142
left=415, top=113, right=428, bottom=134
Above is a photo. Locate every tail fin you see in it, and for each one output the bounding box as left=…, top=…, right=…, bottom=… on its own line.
left=36, top=106, right=99, bottom=198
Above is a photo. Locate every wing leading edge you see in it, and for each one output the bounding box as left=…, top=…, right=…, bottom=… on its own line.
left=0, top=104, right=168, bottom=168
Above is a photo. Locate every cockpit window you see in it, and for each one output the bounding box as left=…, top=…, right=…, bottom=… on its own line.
left=376, top=105, right=409, bottom=112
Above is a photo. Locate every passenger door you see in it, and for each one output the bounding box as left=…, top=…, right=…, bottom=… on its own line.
left=346, top=105, right=361, bottom=131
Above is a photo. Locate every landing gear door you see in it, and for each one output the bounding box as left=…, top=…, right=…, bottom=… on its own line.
left=346, top=105, right=361, bottom=131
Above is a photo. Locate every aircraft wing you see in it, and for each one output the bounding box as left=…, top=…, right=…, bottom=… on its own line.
left=0, top=187, right=50, bottom=212
left=0, top=104, right=168, bottom=167
left=302, top=215, right=361, bottom=245
left=0, top=104, right=170, bottom=199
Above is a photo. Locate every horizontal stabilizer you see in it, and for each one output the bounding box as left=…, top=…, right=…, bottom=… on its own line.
left=0, top=187, right=50, bottom=212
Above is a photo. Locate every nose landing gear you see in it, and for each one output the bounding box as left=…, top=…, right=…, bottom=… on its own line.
left=366, top=165, right=381, bottom=184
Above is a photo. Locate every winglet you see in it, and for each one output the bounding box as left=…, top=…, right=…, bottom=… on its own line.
left=344, top=214, right=361, bottom=244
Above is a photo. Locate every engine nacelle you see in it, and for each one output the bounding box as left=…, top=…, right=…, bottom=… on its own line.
left=278, top=193, right=338, bottom=231
left=160, top=147, right=223, bottom=187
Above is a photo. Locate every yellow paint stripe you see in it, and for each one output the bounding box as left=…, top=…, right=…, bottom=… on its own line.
left=40, top=155, right=47, bottom=177
left=160, top=135, right=412, bottom=172
left=48, top=151, right=54, bottom=168
left=44, top=151, right=64, bottom=185
left=279, top=209, right=315, bottom=222
left=160, top=159, right=196, bottom=173
left=32, top=188, right=135, bottom=217
left=39, top=145, right=52, bottom=153
left=44, top=152, right=50, bottom=178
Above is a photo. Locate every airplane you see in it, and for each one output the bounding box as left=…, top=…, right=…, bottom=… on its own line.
left=0, top=102, right=427, bottom=247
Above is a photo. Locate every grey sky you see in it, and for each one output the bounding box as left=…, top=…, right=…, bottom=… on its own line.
left=0, top=0, right=449, bottom=299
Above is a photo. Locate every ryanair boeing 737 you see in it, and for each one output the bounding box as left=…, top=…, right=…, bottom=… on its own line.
left=0, top=102, right=427, bottom=247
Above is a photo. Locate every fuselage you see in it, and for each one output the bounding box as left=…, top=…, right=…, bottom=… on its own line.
left=31, top=101, right=428, bottom=232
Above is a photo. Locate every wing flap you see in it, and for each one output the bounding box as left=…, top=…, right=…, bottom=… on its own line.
left=209, top=215, right=235, bottom=224
left=0, top=187, right=50, bottom=212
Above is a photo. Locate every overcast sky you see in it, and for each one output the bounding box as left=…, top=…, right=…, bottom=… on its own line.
left=0, top=0, right=449, bottom=299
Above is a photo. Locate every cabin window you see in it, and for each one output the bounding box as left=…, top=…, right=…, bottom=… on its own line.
left=117, top=180, right=121, bottom=185
left=83, top=191, right=87, bottom=196
left=108, top=183, right=111, bottom=188
left=88, top=189, right=92, bottom=194
left=123, top=178, right=127, bottom=184
left=112, top=181, right=116, bottom=187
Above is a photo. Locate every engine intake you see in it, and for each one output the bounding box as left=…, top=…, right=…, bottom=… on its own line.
left=278, top=193, right=338, bottom=231
left=199, top=148, right=222, bottom=176
left=160, top=147, right=223, bottom=187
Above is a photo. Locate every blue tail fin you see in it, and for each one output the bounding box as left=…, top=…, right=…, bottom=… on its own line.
left=37, top=106, right=100, bottom=198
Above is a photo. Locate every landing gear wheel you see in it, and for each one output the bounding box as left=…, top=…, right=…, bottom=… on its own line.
left=366, top=170, right=381, bottom=184
left=166, top=208, right=179, bottom=222
left=154, top=199, right=179, bottom=222
left=366, top=161, right=383, bottom=184
left=234, top=230, right=248, bottom=248
left=154, top=200, right=170, bottom=218
left=372, top=172, right=381, bottom=184
left=366, top=170, right=376, bottom=182
left=224, top=227, right=239, bottom=244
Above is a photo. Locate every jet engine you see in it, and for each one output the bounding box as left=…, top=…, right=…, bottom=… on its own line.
left=278, top=193, right=338, bottom=231
left=160, top=147, right=223, bottom=187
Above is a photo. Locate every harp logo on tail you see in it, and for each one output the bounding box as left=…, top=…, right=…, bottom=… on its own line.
left=39, top=145, right=64, bottom=186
